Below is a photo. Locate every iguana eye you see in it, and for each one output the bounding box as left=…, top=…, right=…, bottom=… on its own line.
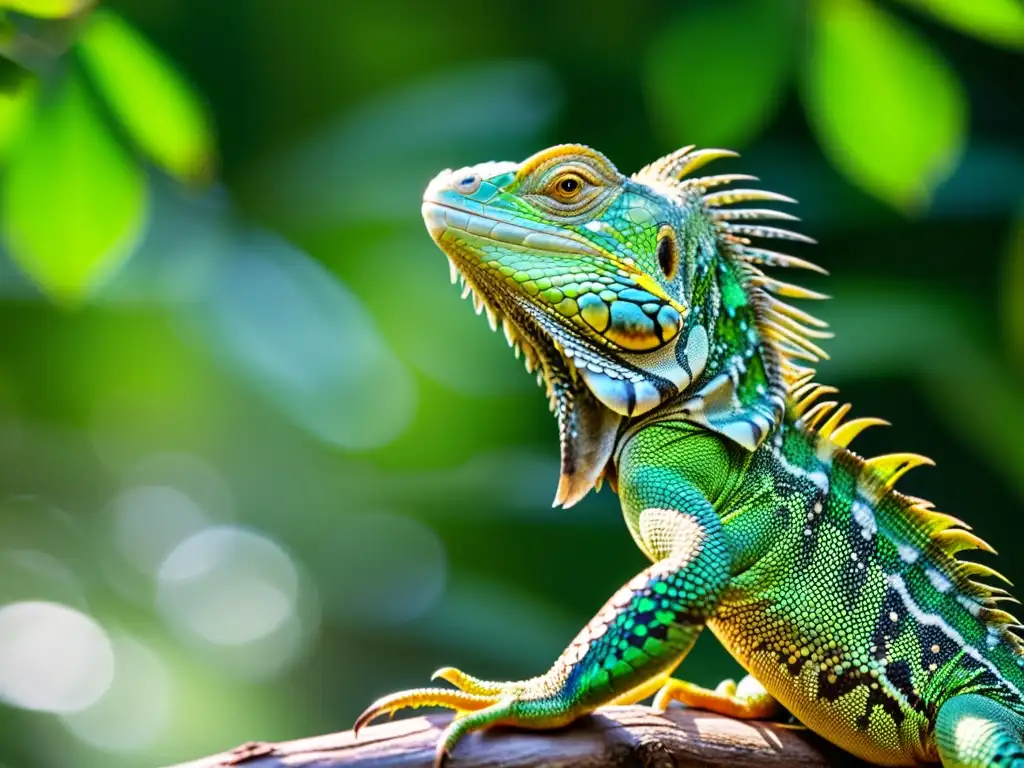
left=520, top=158, right=614, bottom=217
left=656, top=225, right=679, bottom=281
left=551, top=173, right=584, bottom=201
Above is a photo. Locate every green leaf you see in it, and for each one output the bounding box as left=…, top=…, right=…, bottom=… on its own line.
left=898, top=0, right=1024, bottom=51
left=77, top=9, right=215, bottom=183
left=643, top=0, right=796, bottom=149
left=802, top=0, right=966, bottom=211
left=0, top=0, right=91, bottom=18
left=1, top=69, right=148, bottom=303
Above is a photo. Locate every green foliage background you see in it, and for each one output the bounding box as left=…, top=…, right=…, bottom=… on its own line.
left=0, top=0, right=1020, bottom=765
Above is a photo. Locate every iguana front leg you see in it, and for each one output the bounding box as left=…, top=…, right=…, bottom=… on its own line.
left=354, top=470, right=731, bottom=766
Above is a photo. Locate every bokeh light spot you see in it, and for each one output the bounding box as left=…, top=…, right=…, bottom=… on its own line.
left=0, top=601, right=114, bottom=713
left=193, top=232, right=417, bottom=450
left=111, top=485, right=209, bottom=576
left=157, top=525, right=299, bottom=646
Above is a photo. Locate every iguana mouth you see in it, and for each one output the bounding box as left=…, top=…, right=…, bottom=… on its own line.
left=422, top=199, right=605, bottom=381
left=424, top=205, right=578, bottom=394
left=422, top=197, right=624, bottom=508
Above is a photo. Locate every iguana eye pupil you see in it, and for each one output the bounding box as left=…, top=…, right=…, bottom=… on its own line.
left=656, top=226, right=678, bottom=281
left=550, top=174, right=585, bottom=202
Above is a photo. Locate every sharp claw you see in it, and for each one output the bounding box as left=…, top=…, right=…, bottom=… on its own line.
left=431, top=666, right=459, bottom=683
left=433, top=742, right=449, bottom=768
left=352, top=704, right=379, bottom=737
left=353, top=696, right=404, bottom=737
left=353, top=686, right=501, bottom=739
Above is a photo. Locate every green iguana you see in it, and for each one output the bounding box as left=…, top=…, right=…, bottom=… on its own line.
left=353, top=144, right=1024, bottom=767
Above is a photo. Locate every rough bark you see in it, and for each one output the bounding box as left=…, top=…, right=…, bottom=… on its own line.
left=166, top=706, right=873, bottom=768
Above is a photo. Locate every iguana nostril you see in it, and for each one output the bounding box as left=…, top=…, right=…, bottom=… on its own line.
left=452, top=168, right=482, bottom=194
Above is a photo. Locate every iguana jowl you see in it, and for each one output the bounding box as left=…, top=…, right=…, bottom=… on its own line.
left=354, top=145, right=1024, bottom=767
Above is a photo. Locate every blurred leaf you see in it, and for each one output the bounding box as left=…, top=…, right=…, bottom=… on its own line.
left=1003, top=215, right=1024, bottom=372
left=0, top=0, right=91, bottom=18
left=802, top=0, right=966, bottom=211
left=77, top=9, right=215, bottom=183
left=0, top=69, right=148, bottom=303
left=643, top=0, right=795, bottom=149
left=898, top=0, right=1024, bottom=50
left=0, top=65, right=34, bottom=160
left=252, top=61, right=560, bottom=227
left=191, top=231, right=416, bottom=451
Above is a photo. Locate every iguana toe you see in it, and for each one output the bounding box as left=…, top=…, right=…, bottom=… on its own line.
left=352, top=687, right=498, bottom=736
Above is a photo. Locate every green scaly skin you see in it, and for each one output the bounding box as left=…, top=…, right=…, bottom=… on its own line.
left=353, top=144, right=1024, bottom=767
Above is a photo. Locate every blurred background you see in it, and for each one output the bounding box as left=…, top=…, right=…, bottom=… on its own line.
left=0, top=0, right=1020, bottom=765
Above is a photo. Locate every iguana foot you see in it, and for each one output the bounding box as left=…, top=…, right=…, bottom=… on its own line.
left=353, top=667, right=575, bottom=767
left=652, top=673, right=780, bottom=719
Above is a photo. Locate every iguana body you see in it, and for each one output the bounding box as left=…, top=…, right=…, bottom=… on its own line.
left=354, top=145, right=1024, bottom=767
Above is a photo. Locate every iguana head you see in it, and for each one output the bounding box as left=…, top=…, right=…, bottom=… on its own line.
left=422, top=144, right=826, bottom=507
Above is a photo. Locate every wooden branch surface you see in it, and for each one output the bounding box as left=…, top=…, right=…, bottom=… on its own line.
left=167, top=706, right=874, bottom=768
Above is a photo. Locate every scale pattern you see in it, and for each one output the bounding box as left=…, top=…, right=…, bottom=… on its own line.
left=354, top=144, right=1024, bottom=768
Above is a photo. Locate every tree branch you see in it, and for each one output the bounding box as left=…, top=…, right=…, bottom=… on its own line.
left=166, top=706, right=872, bottom=768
